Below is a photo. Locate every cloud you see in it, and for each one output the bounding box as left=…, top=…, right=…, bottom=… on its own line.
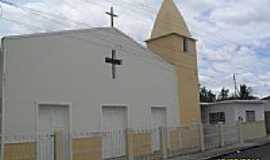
left=176, top=0, right=270, bottom=97
left=0, top=0, right=270, bottom=97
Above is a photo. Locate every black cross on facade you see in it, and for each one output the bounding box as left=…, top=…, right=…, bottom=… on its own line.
left=106, top=7, right=118, bottom=27
left=105, top=50, right=122, bottom=79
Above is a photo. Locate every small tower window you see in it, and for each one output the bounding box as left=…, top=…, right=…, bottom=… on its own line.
left=183, top=38, right=188, bottom=52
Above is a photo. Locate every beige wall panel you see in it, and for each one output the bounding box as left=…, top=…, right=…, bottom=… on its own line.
left=175, top=54, right=198, bottom=69
left=241, top=121, right=267, bottom=140
left=4, top=142, right=36, bottom=160
left=180, top=126, right=200, bottom=150
left=147, top=36, right=178, bottom=65
left=127, top=133, right=152, bottom=157
left=168, top=126, right=200, bottom=155
left=72, top=137, right=102, bottom=160
left=168, top=129, right=182, bottom=152
left=177, top=67, right=201, bottom=125
left=147, top=33, right=201, bottom=126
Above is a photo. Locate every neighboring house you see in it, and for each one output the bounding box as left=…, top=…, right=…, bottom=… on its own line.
left=201, top=100, right=268, bottom=140
left=0, top=0, right=201, bottom=159
left=201, top=100, right=267, bottom=124
left=263, top=96, right=270, bottom=134
left=262, top=96, right=270, bottom=101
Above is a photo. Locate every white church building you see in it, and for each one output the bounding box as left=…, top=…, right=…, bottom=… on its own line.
left=0, top=0, right=203, bottom=159
left=0, top=27, right=180, bottom=159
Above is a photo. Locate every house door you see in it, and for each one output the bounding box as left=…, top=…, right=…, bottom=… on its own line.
left=265, top=112, right=270, bottom=134
left=151, top=107, right=166, bottom=152
left=38, top=104, right=70, bottom=160
left=102, top=106, right=127, bottom=159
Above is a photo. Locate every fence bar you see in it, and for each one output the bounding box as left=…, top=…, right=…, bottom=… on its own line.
left=125, top=128, right=133, bottom=160
left=218, top=123, right=225, bottom=147
left=239, top=122, right=244, bottom=145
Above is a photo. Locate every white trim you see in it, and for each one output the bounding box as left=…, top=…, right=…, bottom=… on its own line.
left=35, top=101, right=73, bottom=160
left=150, top=106, right=168, bottom=128
left=150, top=106, right=167, bottom=152
left=201, top=100, right=268, bottom=106
left=100, top=104, right=129, bottom=130
left=100, top=104, right=129, bottom=160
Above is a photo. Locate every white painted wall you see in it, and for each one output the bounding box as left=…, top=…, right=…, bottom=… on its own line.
left=202, top=104, right=235, bottom=124
left=202, top=101, right=266, bottom=124
left=264, top=101, right=270, bottom=112
left=2, top=28, right=180, bottom=135
left=234, top=103, right=265, bottom=122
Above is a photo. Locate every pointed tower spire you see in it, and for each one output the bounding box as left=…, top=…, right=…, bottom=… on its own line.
left=146, top=0, right=201, bottom=126
left=150, top=0, right=191, bottom=39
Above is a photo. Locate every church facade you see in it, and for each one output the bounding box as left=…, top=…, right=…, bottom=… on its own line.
left=0, top=0, right=201, bottom=159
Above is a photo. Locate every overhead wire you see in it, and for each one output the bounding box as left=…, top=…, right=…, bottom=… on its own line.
left=82, top=0, right=241, bottom=47
left=0, top=0, right=240, bottom=49
left=0, top=0, right=183, bottom=70
left=0, top=0, right=268, bottom=79
left=0, top=15, right=176, bottom=73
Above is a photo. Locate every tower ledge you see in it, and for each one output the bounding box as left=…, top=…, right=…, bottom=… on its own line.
left=145, top=32, right=196, bottom=43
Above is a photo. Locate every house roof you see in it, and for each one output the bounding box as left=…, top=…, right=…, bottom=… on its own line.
left=201, top=100, right=268, bottom=107
left=262, top=96, right=270, bottom=101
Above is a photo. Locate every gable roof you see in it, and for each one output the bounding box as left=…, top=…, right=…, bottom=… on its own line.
left=1, top=27, right=175, bottom=71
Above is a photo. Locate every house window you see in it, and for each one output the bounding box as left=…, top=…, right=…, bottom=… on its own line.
left=183, top=38, right=188, bottom=52
left=246, top=111, right=256, bottom=122
left=209, top=112, right=225, bottom=124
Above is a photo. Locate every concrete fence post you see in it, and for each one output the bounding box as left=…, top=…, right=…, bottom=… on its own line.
left=159, top=127, right=168, bottom=159
left=125, top=128, right=134, bottom=160
left=54, top=129, right=65, bottom=160
left=238, top=122, right=244, bottom=145
left=218, top=122, right=225, bottom=147
left=199, top=123, right=205, bottom=152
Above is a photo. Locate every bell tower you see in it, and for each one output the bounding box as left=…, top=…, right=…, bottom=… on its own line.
left=146, top=0, right=201, bottom=125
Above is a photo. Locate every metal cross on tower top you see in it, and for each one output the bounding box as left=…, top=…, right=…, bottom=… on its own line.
left=106, top=7, right=118, bottom=27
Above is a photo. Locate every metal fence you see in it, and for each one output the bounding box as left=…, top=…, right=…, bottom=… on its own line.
left=1, top=122, right=264, bottom=160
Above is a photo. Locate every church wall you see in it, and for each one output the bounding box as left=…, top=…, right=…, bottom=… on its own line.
left=147, top=32, right=201, bottom=126
left=2, top=29, right=180, bottom=134
left=176, top=67, right=201, bottom=125
left=147, top=35, right=178, bottom=65
left=147, top=37, right=201, bottom=125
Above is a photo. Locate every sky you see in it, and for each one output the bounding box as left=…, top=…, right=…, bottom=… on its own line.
left=0, top=0, right=270, bottom=98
